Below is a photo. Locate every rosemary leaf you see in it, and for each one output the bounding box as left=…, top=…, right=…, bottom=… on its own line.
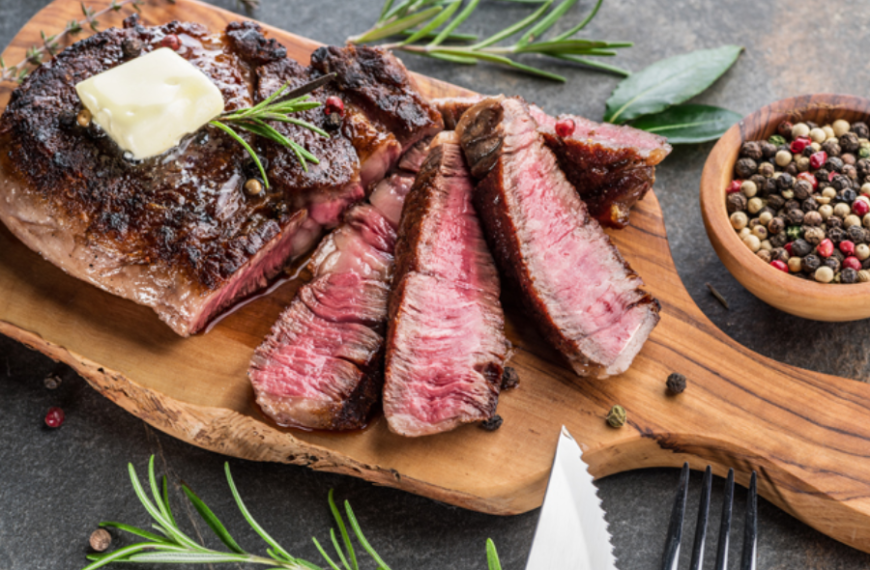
left=344, top=501, right=392, bottom=570
left=313, top=537, right=344, bottom=570
left=127, top=463, right=202, bottom=551
left=357, top=6, right=444, bottom=43
left=378, top=0, right=397, bottom=22
left=551, top=53, right=630, bottom=76
left=433, top=48, right=566, bottom=81
left=471, top=0, right=553, bottom=49
left=329, top=527, right=353, bottom=570
left=553, top=0, right=603, bottom=40
left=517, top=0, right=579, bottom=47
left=486, top=539, right=503, bottom=570
left=182, top=484, right=246, bottom=554
left=126, top=551, right=251, bottom=563
left=401, top=0, right=461, bottom=45
left=417, top=50, right=479, bottom=64
left=210, top=121, right=269, bottom=187
left=328, top=489, right=359, bottom=570
left=225, top=462, right=296, bottom=562
left=513, top=38, right=612, bottom=53
left=80, top=543, right=165, bottom=570
left=161, top=476, right=177, bottom=528
left=100, top=521, right=170, bottom=543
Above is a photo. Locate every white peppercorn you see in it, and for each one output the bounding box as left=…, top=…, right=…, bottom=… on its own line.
left=823, top=126, right=836, bottom=140
left=845, top=214, right=862, bottom=228
left=804, top=226, right=826, bottom=245
left=834, top=202, right=852, bottom=218
left=756, top=249, right=772, bottom=263
left=857, top=243, right=870, bottom=261
left=792, top=123, right=811, bottom=138
left=788, top=256, right=803, bottom=273
left=752, top=225, right=768, bottom=240
left=811, top=141, right=822, bottom=152
left=809, top=128, right=827, bottom=143
left=747, top=197, right=764, bottom=214
left=859, top=269, right=870, bottom=282
left=833, top=119, right=851, bottom=137
left=743, top=234, right=761, bottom=252
left=822, top=187, right=837, bottom=199
left=815, top=265, right=835, bottom=283
left=731, top=211, right=748, bottom=230
left=775, top=150, right=793, bottom=167
left=820, top=204, right=834, bottom=219
left=758, top=162, right=775, bottom=177
left=741, top=180, right=758, bottom=197
left=760, top=239, right=772, bottom=251
left=739, top=227, right=752, bottom=239
left=795, top=156, right=810, bottom=172
left=864, top=212, right=870, bottom=228
left=758, top=211, right=773, bottom=225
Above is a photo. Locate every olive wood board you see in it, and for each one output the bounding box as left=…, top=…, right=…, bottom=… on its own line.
left=3, top=0, right=870, bottom=554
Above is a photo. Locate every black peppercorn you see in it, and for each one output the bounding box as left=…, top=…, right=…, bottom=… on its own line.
left=791, top=238, right=812, bottom=257
left=787, top=208, right=805, bottom=225
left=828, top=216, right=844, bottom=229
left=842, top=188, right=858, bottom=203
left=815, top=168, right=831, bottom=182
left=758, top=162, right=775, bottom=177
left=853, top=122, right=870, bottom=139
left=828, top=226, right=847, bottom=244
left=480, top=415, right=503, bottom=431
left=804, top=226, right=825, bottom=245
left=806, top=121, right=818, bottom=130
left=802, top=196, right=819, bottom=211
left=802, top=210, right=822, bottom=226
left=831, top=175, right=851, bottom=191
left=734, top=157, right=758, bottom=178
left=840, top=132, right=861, bottom=153
left=750, top=174, right=766, bottom=189
left=863, top=258, right=870, bottom=270
left=784, top=199, right=802, bottom=212
left=666, top=373, right=687, bottom=394
left=773, top=246, right=790, bottom=262
left=802, top=254, right=820, bottom=273
left=762, top=178, right=778, bottom=197
left=121, top=38, right=143, bottom=59
left=842, top=267, right=859, bottom=283
left=833, top=249, right=845, bottom=263
left=857, top=159, right=870, bottom=178
left=271, top=201, right=290, bottom=218
left=843, top=164, right=858, bottom=180
left=793, top=179, right=813, bottom=199
left=785, top=163, right=798, bottom=176
left=770, top=232, right=788, bottom=248
left=757, top=249, right=772, bottom=263
left=501, top=367, right=520, bottom=390
left=760, top=141, right=777, bottom=158
left=824, top=257, right=841, bottom=272
left=826, top=156, right=845, bottom=173
left=777, top=121, right=793, bottom=137
left=767, top=216, right=785, bottom=234
left=323, top=112, right=343, bottom=131
left=740, top=141, right=763, bottom=160
left=767, top=195, right=785, bottom=210
left=776, top=173, right=794, bottom=190
left=803, top=145, right=816, bottom=157
left=849, top=225, right=867, bottom=244
left=843, top=154, right=857, bottom=167
left=822, top=139, right=842, bottom=157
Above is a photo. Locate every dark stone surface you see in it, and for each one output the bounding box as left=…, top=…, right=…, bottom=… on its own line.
left=2, top=0, right=870, bottom=568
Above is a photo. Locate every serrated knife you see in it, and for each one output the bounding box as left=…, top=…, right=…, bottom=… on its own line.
left=525, top=426, right=618, bottom=570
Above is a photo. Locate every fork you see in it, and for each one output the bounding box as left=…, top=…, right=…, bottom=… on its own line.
left=660, top=463, right=758, bottom=570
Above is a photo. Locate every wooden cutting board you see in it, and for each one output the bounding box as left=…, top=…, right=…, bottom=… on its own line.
left=4, top=0, right=870, bottom=554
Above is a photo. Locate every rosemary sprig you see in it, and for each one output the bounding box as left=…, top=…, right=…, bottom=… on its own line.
left=82, top=456, right=504, bottom=570
left=0, top=0, right=145, bottom=85
left=348, top=0, right=632, bottom=82
left=210, top=77, right=334, bottom=189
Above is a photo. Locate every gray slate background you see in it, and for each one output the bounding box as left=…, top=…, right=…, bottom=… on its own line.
left=2, top=0, right=870, bottom=568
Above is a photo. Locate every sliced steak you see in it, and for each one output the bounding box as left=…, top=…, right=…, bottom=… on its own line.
left=384, top=132, right=507, bottom=437
left=432, top=95, right=672, bottom=228
left=0, top=18, right=441, bottom=336
left=249, top=151, right=424, bottom=430
left=457, top=97, right=659, bottom=378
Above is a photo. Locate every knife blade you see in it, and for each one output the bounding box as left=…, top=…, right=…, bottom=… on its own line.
left=525, top=426, right=618, bottom=570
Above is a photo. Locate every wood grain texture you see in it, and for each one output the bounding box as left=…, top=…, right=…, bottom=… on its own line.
left=702, top=94, right=870, bottom=321
left=3, top=0, right=870, bottom=554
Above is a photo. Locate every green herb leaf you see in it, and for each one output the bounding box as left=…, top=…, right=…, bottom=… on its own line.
left=344, top=500, right=392, bottom=570
left=182, top=484, right=246, bottom=554
left=517, top=0, right=579, bottom=47
left=629, top=103, right=741, bottom=143
left=604, top=45, right=742, bottom=124
left=486, top=538, right=502, bottom=570
left=357, top=6, right=444, bottom=42
left=471, top=0, right=553, bottom=49
left=401, top=0, right=461, bottom=45
left=429, top=0, right=479, bottom=46
left=100, top=521, right=170, bottom=543
left=328, top=489, right=358, bottom=570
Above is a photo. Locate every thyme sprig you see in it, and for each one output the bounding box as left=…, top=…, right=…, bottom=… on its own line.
left=348, top=0, right=631, bottom=81
left=0, top=0, right=145, bottom=84
left=210, top=75, right=336, bottom=189
left=81, top=456, right=503, bottom=570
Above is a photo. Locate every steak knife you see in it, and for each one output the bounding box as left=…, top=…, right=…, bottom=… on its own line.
left=525, top=426, right=618, bottom=570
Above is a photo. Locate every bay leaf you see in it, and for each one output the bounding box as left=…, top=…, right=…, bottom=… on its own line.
left=630, top=104, right=742, bottom=144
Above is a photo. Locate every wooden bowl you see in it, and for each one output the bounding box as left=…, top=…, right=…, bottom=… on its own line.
left=700, top=94, right=870, bottom=321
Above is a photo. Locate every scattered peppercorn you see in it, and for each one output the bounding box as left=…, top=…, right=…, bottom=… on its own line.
left=244, top=178, right=264, bottom=196
left=76, top=108, right=91, bottom=128
left=121, top=38, right=143, bottom=59
left=606, top=405, right=626, bottom=428
left=666, top=373, right=687, bottom=394
left=160, top=34, right=181, bottom=51
left=324, top=96, right=345, bottom=116
left=324, top=112, right=343, bottom=131
left=44, top=374, right=62, bottom=390
left=479, top=415, right=503, bottom=431
left=501, top=366, right=520, bottom=390
left=44, top=407, right=64, bottom=428
left=89, top=529, right=112, bottom=552
left=555, top=118, right=576, bottom=138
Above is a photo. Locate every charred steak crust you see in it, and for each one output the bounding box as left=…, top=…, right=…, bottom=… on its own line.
left=457, top=97, right=660, bottom=378
left=225, top=20, right=287, bottom=65
left=385, top=132, right=506, bottom=437
left=309, top=44, right=443, bottom=147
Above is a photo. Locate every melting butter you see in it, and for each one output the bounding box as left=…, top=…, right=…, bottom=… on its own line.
left=75, top=47, right=225, bottom=160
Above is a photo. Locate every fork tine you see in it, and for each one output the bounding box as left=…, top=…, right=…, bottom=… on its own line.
left=661, top=463, right=690, bottom=570
left=740, top=471, right=758, bottom=570
left=714, top=468, right=735, bottom=570
left=688, top=466, right=713, bottom=570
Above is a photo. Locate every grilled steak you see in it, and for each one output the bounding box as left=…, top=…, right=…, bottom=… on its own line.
left=457, top=97, right=659, bottom=378
left=249, top=161, right=423, bottom=430
left=433, top=96, right=671, bottom=228
left=384, top=132, right=507, bottom=437
left=0, top=17, right=441, bottom=336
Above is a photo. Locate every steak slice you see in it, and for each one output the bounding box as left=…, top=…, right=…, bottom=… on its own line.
left=0, top=18, right=441, bottom=336
left=457, top=97, right=659, bottom=378
left=432, top=96, right=671, bottom=228
left=384, top=132, right=507, bottom=437
left=249, top=164, right=420, bottom=430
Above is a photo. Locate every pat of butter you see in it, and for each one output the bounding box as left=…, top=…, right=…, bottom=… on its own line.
left=75, top=48, right=225, bottom=160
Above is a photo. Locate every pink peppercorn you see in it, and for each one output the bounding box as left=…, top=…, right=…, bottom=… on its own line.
left=784, top=242, right=793, bottom=255
left=160, top=34, right=181, bottom=51
left=854, top=200, right=870, bottom=217
left=45, top=407, right=64, bottom=428
left=810, top=151, right=828, bottom=170
left=555, top=118, right=576, bottom=138
left=790, top=137, right=812, bottom=154
left=817, top=238, right=834, bottom=258
left=324, top=96, right=345, bottom=116
left=844, top=256, right=862, bottom=271
left=727, top=180, right=742, bottom=194
left=797, top=171, right=818, bottom=190
left=770, top=260, right=788, bottom=272
left=840, top=240, right=856, bottom=256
